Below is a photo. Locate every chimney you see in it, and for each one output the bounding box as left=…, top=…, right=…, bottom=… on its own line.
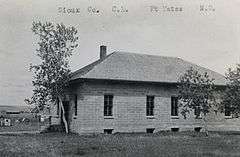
left=100, top=45, right=107, bottom=60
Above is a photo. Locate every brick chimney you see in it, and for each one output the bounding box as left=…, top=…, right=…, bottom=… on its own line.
left=100, top=45, right=107, bottom=60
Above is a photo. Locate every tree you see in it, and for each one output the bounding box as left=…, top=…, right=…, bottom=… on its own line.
left=25, top=21, right=79, bottom=133
left=220, top=64, right=240, bottom=117
left=178, top=67, right=216, bottom=135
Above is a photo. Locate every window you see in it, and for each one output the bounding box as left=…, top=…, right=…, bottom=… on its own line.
left=104, top=95, right=113, bottom=116
left=104, top=129, right=113, bottom=134
left=57, top=98, right=60, bottom=116
left=194, top=127, right=202, bottom=132
left=225, top=105, right=231, bottom=117
left=146, top=128, right=155, bottom=133
left=146, top=96, right=154, bottom=116
left=74, top=94, right=78, bottom=116
left=171, top=97, right=178, bottom=116
left=194, top=105, right=201, bottom=118
left=171, top=128, right=179, bottom=132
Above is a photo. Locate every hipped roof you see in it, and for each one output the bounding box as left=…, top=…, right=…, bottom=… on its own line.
left=71, top=52, right=227, bottom=86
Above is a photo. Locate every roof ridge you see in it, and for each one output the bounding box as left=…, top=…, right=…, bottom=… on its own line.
left=113, top=51, right=180, bottom=59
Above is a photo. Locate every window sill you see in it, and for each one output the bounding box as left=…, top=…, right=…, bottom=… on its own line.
left=104, top=116, right=114, bottom=119
left=225, top=116, right=232, bottom=119
left=171, top=116, right=179, bottom=119
left=146, top=116, right=155, bottom=119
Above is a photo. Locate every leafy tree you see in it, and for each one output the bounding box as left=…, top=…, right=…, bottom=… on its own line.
left=220, top=64, right=240, bottom=117
left=178, top=67, right=216, bottom=135
left=25, top=21, right=78, bottom=133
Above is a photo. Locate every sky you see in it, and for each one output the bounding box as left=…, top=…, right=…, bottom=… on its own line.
left=0, top=0, right=240, bottom=106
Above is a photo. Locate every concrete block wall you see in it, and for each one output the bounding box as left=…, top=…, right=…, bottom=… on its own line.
left=69, top=80, right=240, bottom=134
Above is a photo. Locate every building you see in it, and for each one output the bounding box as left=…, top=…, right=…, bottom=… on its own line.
left=0, top=105, right=32, bottom=126
left=51, top=46, right=240, bottom=134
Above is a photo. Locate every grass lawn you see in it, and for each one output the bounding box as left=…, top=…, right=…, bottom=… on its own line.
left=0, top=132, right=240, bottom=157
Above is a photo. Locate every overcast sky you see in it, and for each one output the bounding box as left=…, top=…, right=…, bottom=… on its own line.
left=0, top=0, right=240, bottom=106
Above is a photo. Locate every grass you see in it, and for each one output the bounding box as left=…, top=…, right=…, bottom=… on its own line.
left=0, top=132, right=240, bottom=157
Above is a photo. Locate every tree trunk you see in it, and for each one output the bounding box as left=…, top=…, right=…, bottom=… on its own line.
left=203, top=113, right=208, bottom=136
left=58, top=96, right=69, bottom=133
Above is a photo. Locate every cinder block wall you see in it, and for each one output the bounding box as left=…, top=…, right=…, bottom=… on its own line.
left=69, top=80, right=240, bottom=134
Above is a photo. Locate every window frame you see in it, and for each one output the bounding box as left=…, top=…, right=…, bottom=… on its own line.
left=104, top=95, right=114, bottom=117
left=146, top=96, right=155, bottom=117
